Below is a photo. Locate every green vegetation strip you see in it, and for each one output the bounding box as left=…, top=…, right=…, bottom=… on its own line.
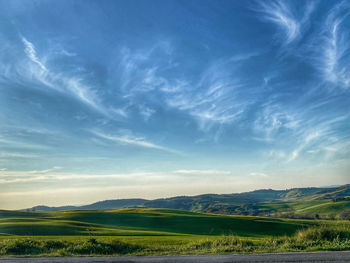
left=0, top=209, right=315, bottom=237
left=0, top=208, right=349, bottom=256
left=1, top=224, right=350, bottom=256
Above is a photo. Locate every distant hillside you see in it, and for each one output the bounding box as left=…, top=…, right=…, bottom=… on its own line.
left=80, top=198, right=147, bottom=210
left=24, top=184, right=350, bottom=218
left=27, top=199, right=147, bottom=212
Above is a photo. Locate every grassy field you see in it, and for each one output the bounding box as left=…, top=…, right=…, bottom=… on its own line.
left=0, top=208, right=349, bottom=256
left=254, top=200, right=350, bottom=217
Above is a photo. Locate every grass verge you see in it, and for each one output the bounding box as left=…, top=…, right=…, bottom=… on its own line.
left=1, top=224, right=349, bottom=256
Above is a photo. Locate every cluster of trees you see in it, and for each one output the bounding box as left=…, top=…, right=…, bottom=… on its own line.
left=271, top=210, right=350, bottom=220
left=205, top=203, right=268, bottom=216
left=273, top=212, right=322, bottom=220
left=205, top=204, right=350, bottom=221
left=339, top=209, right=350, bottom=220
left=332, top=197, right=350, bottom=202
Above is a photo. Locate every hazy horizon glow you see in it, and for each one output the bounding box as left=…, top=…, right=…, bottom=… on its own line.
left=0, top=0, right=349, bottom=209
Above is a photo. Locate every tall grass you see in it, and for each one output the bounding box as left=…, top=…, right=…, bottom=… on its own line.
left=0, top=238, right=143, bottom=256
left=184, top=225, right=350, bottom=254
left=296, top=224, right=350, bottom=241
left=1, top=225, right=349, bottom=256
left=185, top=236, right=254, bottom=253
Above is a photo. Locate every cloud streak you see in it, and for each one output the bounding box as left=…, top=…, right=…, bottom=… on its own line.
left=256, top=0, right=316, bottom=45
left=0, top=152, right=38, bottom=159
left=16, top=37, right=109, bottom=116
left=117, top=47, right=255, bottom=131
left=174, top=170, right=231, bottom=176
left=258, top=1, right=300, bottom=44
left=91, top=130, right=180, bottom=154
left=0, top=170, right=231, bottom=185
left=22, top=37, right=47, bottom=71
left=317, top=1, right=350, bottom=88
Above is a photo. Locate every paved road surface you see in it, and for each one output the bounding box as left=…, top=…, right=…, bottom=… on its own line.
left=1, top=251, right=350, bottom=263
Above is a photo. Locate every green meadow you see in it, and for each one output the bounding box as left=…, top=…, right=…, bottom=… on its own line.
left=0, top=208, right=349, bottom=256
left=249, top=199, right=350, bottom=218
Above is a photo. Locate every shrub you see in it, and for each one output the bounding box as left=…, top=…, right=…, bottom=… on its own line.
left=110, top=240, right=143, bottom=254
left=0, top=238, right=144, bottom=256
left=187, top=235, right=254, bottom=252
left=87, top=237, right=98, bottom=245
left=70, top=239, right=142, bottom=255
left=3, top=239, right=42, bottom=255
left=339, top=209, right=350, bottom=220
left=296, top=225, right=350, bottom=242
left=44, top=240, right=66, bottom=250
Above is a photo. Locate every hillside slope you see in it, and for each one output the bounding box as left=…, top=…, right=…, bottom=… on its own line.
left=0, top=208, right=317, bottom=237
left=25, top=184, right=350, bottom=218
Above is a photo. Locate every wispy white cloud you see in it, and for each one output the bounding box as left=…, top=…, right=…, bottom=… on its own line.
left=315, top=1, right=350, bottom=89
left=17, top=37, right=112, bottom=117
left=109, top=108, right=128, bottom=118
left=2, top=125, right=57, bottom=136
left=292, top=114, right=349, bottom=160
left=0, top=169, right=157, bottom=185
left=174, top=170, right=231, bottom=176
left=0, top=136, right=51, bottom=150
left=267, top=150, right=287, bottom=160
left=255, top=94, right=350, bottom=163
left=287, top=131, right=320, bottom=162
left=164, top=61, right=253, bottom=130
left=0, top=169, right=231, bottom=185
left=118, top=46, right=171, bottom=93
left=22, top=37, right=47, bottom=71
left=249, top=172, right=268, bottom=177
left=139, top=105, right=155, bottom=121
left=0, top=152, right=38, bottom=158
left=256, top=0, right=316, bottom=45
left=253, top=102, right=300, bottom=141
left=321, top=140, right=350, bottom=161
left=258, top=1, right=299, bottom=44
left=0, top=176, right=48, bottom=184
left=118, top=46, right=254, bottom=131
left=28, top=166, right=62, bottom=174
left=91, top=130, right=179, bottom=154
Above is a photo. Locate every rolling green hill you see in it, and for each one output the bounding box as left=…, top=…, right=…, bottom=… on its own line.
left=1, top=208, right=350, bottom=256
left=25, top=184, right=350, bottom=219
left=0, top=208, right=316, bottom=237
left=228, top=199, right=350, bottom=219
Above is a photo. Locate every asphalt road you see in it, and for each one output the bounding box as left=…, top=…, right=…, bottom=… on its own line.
left=1, top=251, right=350, bottom=263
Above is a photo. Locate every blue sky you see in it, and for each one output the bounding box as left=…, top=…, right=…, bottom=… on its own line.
left=0, top=0, right=349, bottom=209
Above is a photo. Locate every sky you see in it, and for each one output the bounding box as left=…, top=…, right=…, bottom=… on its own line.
left=0, top=0, right=349, bottom=209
